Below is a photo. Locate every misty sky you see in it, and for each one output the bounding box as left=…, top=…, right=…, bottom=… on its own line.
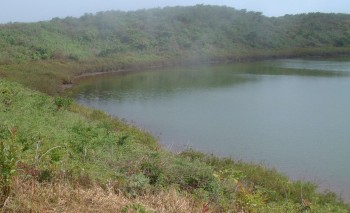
left=1, top=0, right=349, bottom=23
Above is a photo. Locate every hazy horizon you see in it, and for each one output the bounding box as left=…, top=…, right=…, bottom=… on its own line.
left=1, top=0, right=350, bottom=24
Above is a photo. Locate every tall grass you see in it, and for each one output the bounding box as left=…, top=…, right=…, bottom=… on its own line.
left=0, top=80, right=349, bottom=212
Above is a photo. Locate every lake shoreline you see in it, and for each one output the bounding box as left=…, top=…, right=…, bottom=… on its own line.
left=67, top=48, right=350, bottom=89
left=72, top=56, right=350, bottom=203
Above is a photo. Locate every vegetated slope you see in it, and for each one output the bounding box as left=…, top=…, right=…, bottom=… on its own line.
left=1, top=79, right=349, bottom=212
left=0, top=5, right=350, bottom=64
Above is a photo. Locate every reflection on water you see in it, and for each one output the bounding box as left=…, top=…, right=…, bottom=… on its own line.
left=274, top=58, right=350, bottom=72
left=73, top=64, right=257, bottom=100
left=73, top=58, right=350, bottom=201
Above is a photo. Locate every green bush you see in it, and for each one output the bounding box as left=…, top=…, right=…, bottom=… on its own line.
left=0, top=129, right=19, bottom=206
left=121, top=203, right=154, bottom=213
left=54, top=96, right=72, bottom=110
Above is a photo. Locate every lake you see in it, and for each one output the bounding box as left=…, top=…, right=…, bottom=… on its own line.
left=73, top=58, right=350, bottom=201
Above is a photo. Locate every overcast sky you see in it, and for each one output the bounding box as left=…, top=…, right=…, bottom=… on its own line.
left=1, top=0, right=349, bottom=23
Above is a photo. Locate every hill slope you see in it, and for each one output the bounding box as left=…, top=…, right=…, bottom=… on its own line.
left=1, top=5, right=350, bottom=64
left=1, top=6, right=350, bottom=95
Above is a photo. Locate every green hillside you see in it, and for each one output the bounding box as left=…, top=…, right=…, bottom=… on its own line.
left=1, top=5, right=350, bottom=64
left=1, top=6, right=350, bottom=95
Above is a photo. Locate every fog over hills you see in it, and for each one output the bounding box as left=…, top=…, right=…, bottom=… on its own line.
left=0, top=5, right=349, bottom=64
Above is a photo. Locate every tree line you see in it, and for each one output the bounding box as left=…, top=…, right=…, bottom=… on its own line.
left=0, top=5, right=349, bottom=64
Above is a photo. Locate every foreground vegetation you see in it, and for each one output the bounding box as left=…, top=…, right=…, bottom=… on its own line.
left=1, top=80, right=349, bottom=212
left=1, top=5, right=350, bottom=212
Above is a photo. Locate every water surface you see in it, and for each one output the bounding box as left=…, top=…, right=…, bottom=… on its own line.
left=73, top=58, right=350, bottom=201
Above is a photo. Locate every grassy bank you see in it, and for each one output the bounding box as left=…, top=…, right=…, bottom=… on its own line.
left=1, top=78, right=349, bottom=212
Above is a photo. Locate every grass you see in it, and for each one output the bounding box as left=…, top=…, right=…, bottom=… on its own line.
left=1, top=79, right=349, bottom=212
left=3, top=178, right=201, bottom=213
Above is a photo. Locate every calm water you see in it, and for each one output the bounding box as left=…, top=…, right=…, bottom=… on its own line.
left=73, top=58, right=350, bottom=201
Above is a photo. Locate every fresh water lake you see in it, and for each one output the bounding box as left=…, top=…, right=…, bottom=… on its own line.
left=73, top=57, right=350, bottom=201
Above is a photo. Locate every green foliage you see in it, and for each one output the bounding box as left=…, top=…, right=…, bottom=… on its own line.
left=121, top=203, right=154, bottom=213
left=0, top=5, right=350, bottom=65
left=140, top=153, right=162, bottom=185
left=0, top=128, right=19, bottom=206
left=54, top=96, right=72, bottom=110
left=178, top=149, right=350, bottom=212
left=38, top=169, right=53, bottom=182
left=125, top=174, right=151, bottom=197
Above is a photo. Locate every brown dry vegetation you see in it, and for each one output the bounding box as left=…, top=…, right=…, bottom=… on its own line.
left=3, top=177, right=206, bottom=213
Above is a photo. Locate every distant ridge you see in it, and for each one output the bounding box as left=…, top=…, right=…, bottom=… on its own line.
left=0, top=5, right=349, bottom=64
